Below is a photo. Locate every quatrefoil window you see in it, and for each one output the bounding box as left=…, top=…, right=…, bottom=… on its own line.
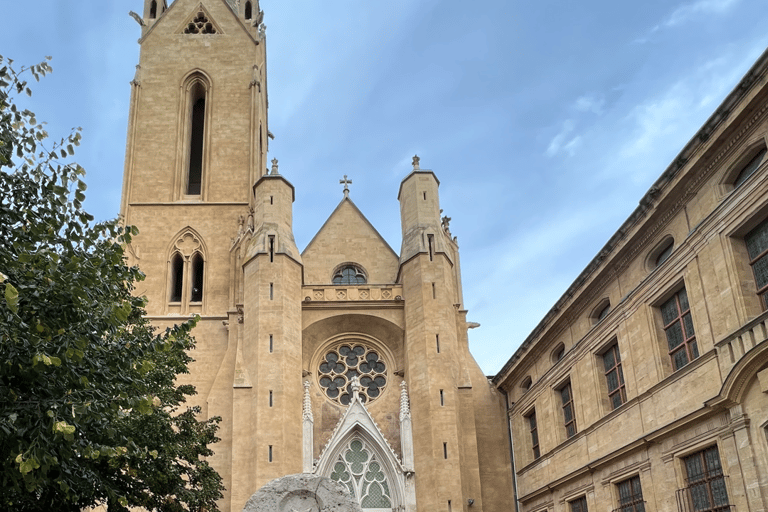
left=184, top=11, right=216, bottom=34
left=318, top=344, right=387, bottom=405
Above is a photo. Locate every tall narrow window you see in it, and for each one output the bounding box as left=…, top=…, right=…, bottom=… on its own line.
left=443, top=442, right=448, bottom=459
left=680, top=446, right=730, bottom=512
left=269, top=334, right=273, bottom=353
left=661, top=288, right=698, bottom=371
left=268, top=235, right=275, bottom=262
left=432, top=282, right=436, bottom=299
left=559, top=382, right=577, bottom=439
left=616, top=476, right=645, bottom=512
left=190, top=253, right=204, bottom=302
left=745, top=218, right=768, bottom=309
left=187, top=82, right=206, bottom=195
left=428, top=234, right=435, bottom=261
left=149, top=0, right=157, bottom=18
left=269, top=282, right=274, bottom=300
left=526, top=410, right=540, bottom=459
left=268, top=445, right=273, bottom=462
left=269, top=390, right=273, bottom=407
left=244, top=0, right=253, bottom=19
left=603, top=344, right=626, bottom=410
left=436, top=334, right=440, bottom=353
left=440, top=389, right=444, bottom=406
left=170, top=253, right=184, bottom=302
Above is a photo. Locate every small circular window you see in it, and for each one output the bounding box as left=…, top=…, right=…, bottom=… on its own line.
left=318, top=342, right=387, bottom=405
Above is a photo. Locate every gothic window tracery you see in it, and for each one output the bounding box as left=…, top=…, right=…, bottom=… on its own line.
left=332, top=264, right=366, bottom=285
left=330, top=438, right=393, bottom=511
left=184, top=11, right=217, bottom=34
left=318, top=343, right=386, bottom=405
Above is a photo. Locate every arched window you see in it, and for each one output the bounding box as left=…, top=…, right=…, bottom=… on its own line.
left=170, top=253, right=184, bottom=302
left=332, top=264, right=367, bottom=285
left=733, top=145, right=767, bottom=188
left=520, top=376, right=532, bottom=392
left=190, top=253, right=204, bottom=302
left=330, top=437, right=393, bottom=511
left=551, top=343, right=565, bottom=363
left=591, top=298, right=611, bottom=324
left=647, top=236, right=674, bottom=270
left=149, top=0, right=157, bottom=19
left=245, top=1, right=253, bottom=20
left=187, top=81, right=206, bottom=195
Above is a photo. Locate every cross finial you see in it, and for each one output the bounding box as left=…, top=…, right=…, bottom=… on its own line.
left=412, top=155, right=420, bottom=170
left=339, top=174, right=352, bottom=198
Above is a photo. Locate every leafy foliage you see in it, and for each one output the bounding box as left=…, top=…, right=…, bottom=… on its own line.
left=0, top=56, right=223, bottom=511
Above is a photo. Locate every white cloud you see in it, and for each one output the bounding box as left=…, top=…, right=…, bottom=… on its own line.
left=574, top=95, right=605, bottom=114
left=546, top=120, right=582, bottom=157
left=663, top=0, right=739, bottom=28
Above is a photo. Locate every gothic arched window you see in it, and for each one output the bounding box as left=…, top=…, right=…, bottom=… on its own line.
left=187, top=81, right=206, bottom=195
left=190, top=252, right=204, bottom=302
left=332, top=264, right=367, bottom=285
left=245, top=1, right=253, bottom=20
left=330, top=437, right=393, bottom=511
left=170, top=253, right=184, bottom=302
left=149, top=0, right=157, bottom=19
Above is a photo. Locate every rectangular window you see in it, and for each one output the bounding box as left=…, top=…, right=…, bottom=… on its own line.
left=680, top=446, right=730, bottom=512
left=268, top=235, right=275, bottom=262
left=432, top=282, right=436, bottom=299
left=443, top=442, right=448, bottom=459
left=269, top=334, right=273, bottom=353
left=268, top=445, right=273, bottom=462
left=559, top=382, right=577, bottom=439
left=428, top=234, right=435, bottom=261
left=440, top=389, right=444, bottom=406
left=570, top=496, right=588, bottom=512
left=436, top=334, right=440, bottom=353
left=270, top=282, right=274, bottom=300
left=603, top=344, right=627, bottom=410
left=616, top=476, right=645, bottom=512
left=269, top=390, right=273, bottom=407
left=526, top=410, right=540, bottom=459
left=660, top=288, right=698, bottom=371
left=745, top=218, right=768, bottom=309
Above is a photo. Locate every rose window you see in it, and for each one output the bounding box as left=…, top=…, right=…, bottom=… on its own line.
left=319, top=344, right=387, bottom=405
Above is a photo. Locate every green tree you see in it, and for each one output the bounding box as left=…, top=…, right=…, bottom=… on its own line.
left=0, top=57, right=224, bottom=511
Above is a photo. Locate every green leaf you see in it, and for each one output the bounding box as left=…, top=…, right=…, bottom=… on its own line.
left=4, top=282, right=19, bottom=313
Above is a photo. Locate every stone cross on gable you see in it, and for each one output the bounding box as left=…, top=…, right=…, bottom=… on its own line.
left=339, top=174, right=352, bottom=198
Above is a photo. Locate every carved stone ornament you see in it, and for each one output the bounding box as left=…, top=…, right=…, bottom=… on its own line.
left=174, top=232, right=202, bottom=257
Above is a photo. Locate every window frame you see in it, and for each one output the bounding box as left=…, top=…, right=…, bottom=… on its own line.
left=524, top=409, right=540, bottom=460
left=557, top=380, right=577, bottom=440
left=744, top=217, right=768, bottom=310
left=601, top=342, right=627, bottom=411
left=647, top=235, right=675, bottom=271
left=658, top=287, right=698, bottom=371
left=177, top=71, right=213, bottom=201
left=569, top=495, right=588, bottom=512
left=678, top=445, right=731, bottom=512
left=615, top=475, right=645, bottom=512
left=331, top=263, right=367, bottom=285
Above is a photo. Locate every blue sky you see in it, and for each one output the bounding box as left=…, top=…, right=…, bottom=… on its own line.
left=2, top=0, right=767, bottom=374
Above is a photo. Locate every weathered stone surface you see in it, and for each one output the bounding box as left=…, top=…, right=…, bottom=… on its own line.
left=242, top=473, right=363, bottom=512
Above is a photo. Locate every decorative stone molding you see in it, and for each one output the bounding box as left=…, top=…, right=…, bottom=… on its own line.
left=304, top=285, right=402, bottom=302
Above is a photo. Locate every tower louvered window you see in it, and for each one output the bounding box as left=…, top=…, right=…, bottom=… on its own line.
left=330, top=438, right=393, bottom=511
left=745, top=218, right=768, bottom=309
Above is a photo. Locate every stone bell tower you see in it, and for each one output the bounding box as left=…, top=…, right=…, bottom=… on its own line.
left=119, top=1, right=273, bottom=510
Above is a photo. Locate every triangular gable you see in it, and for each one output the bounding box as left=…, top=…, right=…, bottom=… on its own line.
left=139, top=0, right=260, bottom=46
left=314, top=390, right=403, bottom=474
left=302, top=197, right=399, bottom=285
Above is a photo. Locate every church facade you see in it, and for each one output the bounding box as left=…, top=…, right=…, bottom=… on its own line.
left=119, top=1, right=513, bottom=511
left=492, top=47, right=768, bottom=512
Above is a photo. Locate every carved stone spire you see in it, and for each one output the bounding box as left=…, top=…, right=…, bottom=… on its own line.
left=302, top=380, right=313, bottom=421
left=399, top=381, right=411, bottom=421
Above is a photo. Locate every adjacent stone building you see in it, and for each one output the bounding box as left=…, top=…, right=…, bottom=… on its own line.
left=119, top=1, right=513, bottom=511
left=493, top=47, right=768, bottom=512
